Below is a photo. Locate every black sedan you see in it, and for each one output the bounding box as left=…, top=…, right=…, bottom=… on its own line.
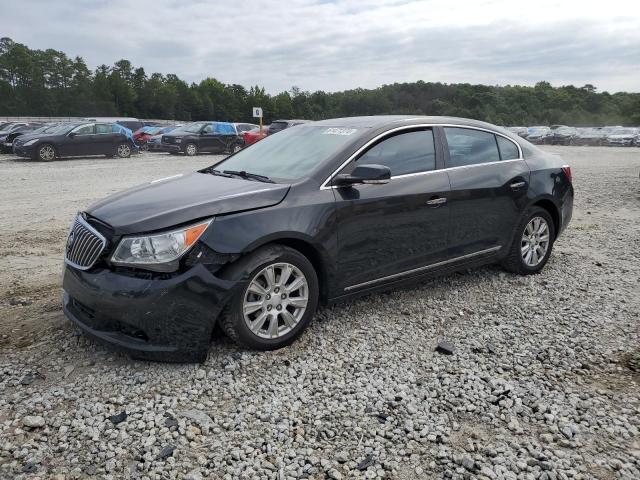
left=1, top=123, right=46, bottom=153
left=13, top=122, right=135, bottom=161
left=62, top=116, right=574, bottom=362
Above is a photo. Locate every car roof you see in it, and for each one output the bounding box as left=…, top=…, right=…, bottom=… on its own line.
left=309, top=115, right=512, bottom=131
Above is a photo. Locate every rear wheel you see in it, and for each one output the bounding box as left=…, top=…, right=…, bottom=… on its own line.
left=220, top=245, right=319, bottom=350
left=501, top=207, right=555, bottom=275
left=184, top=143, right=198, bottom=156
left=36, top=144, right=56, bottom=162
left=116, top=143, right=131, bottom=158
left=230, top=143, right=242, bottom=154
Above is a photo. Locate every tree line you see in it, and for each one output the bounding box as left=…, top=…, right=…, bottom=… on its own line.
left=1, top=37, right=639, bottom=126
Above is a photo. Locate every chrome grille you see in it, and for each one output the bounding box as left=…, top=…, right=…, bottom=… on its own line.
left=64, top=215, right=107, bottom=270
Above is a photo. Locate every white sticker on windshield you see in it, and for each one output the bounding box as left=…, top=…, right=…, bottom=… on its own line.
left=322, top=128, right=357, bottom=136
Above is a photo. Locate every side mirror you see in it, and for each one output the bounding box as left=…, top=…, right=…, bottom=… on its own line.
left=333, top=164, right=391, bottom=187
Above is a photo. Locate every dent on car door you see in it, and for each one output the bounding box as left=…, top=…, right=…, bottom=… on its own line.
left=442, top=127, right=530, bottom=257
left=332, top=128, right=451, bottom=292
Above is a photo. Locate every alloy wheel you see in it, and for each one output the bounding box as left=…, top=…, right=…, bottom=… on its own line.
left=232, top=144, right=242, bottom=153
left=186, top=144, right=197, bottom=156
left=242, top=262, right=309, bottom=339
left=521, top=216, right=550, bottom=267
left=117, top=144, right=131, bottom=157
left=39, top=145, right=55, bottom=161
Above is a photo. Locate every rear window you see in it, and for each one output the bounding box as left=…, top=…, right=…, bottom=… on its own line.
left=444, top=127, right=500, bottom=167
left=496, top=136, right=520, bottom=160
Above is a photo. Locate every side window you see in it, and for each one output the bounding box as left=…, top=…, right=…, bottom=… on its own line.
left=95, top=124, right=111, bottom=134
left=496, top=135, right=520, bottom=160
left=357, top=130, right=436, bottom=176
left=202, top=124, right=214, bottom=134
left=444, top=127, right=500, bottom=167
left=72, top=124, right=95, bottom=135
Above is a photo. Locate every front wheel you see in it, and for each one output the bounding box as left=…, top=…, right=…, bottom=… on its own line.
left=116, top=143, right=131, bottom=158
left=220, top=245, right=319, bottom=350
left=184, top=143, right=198, bottom=156
left=501, top=207, right=555, bottom=275
left=35, top=144, right=56, bottom=162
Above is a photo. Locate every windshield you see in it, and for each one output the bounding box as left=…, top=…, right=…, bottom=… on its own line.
left=174, top=122, right=208, bottom=134
left=213, top=125, right=362, bottom=181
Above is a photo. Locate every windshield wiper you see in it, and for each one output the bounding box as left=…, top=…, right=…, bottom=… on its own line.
left=201, top=168, right=234, bottom=178
left=223, top=170, right=274, bottom=183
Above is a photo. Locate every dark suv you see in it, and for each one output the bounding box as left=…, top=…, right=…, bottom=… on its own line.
left=267, top=119, right=310, bottom=135
left=159, top=122, right=243, bottom=156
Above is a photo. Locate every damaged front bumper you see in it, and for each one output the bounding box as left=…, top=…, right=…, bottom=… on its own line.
left=62, top=262, right=238, bottom=362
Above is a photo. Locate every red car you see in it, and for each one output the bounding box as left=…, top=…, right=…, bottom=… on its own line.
left=242, top=126, right=268, bottom=147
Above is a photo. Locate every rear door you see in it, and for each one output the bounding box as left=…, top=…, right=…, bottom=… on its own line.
left=332, top=128, right=451, bottom=293
left=442, top=127, right=530, bottom=257
left=94, top=123, right=119, bottom=154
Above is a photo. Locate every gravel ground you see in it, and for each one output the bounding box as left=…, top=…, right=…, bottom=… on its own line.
left=0, top=147, right=639, bottom=479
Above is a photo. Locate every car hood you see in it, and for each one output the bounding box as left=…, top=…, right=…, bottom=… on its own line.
left=87, top=172, right=291, bottom=235
left=14, top=132, right=56, bottom=142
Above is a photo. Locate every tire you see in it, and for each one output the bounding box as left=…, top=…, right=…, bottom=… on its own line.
left=230, top=143, right=242, bottom=154
left=116, top=143, right=131, bottom=158
left=35, top=143, right=56, bottom=162
left=220, top=245, right=319, bottom=350
left=184, top=143, right=198, bottom=156
left=501, top=207, right=556, bottom=275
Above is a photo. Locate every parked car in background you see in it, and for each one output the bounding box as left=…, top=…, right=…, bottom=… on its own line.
left=84, top=117, right=144, bottom=132
left=234, top=123, right=259, bottom=135
left=267, top=119, right=309, bottom=135
left=550, top=126, right=578, bottom=145
left=0, top=122, right=28, bottom=138
left=604, top=128, right=639, bottom=147
left=159, top=122, right=242, bottom=156
left=13, top=122, right=136, bottom=161
left=61, top=115, right=573, bottom=361
left=243, top=125, right=269, bottom=147
left=574, top=128, right=606, bottom=146
left=1, top=122, right=44, bottom=153
left=145, top=134, right=164, bottom=151
left=506, top=126, right=528, bottom=137
left=134, top=126, right=179, bottom=149
left=525, top=126, right=552, bottom=144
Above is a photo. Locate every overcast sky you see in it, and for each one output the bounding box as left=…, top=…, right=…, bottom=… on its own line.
left=2, top=0, right=639, bottom=93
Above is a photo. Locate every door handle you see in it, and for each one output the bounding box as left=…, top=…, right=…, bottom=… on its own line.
left=510, top=181, right=526, bottom=190
left=426, top=197, right=447, bottom=207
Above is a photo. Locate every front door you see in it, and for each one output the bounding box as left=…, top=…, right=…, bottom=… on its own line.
left=442, top=127, right=530, bottom=257
left=332, top=128, right=451, bottom=293
left=59, top=124, right=96, bottom=157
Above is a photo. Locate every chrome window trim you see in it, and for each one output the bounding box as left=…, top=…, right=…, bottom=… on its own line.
left=343, top=246, right=502, bottom=292
left=320, top=123, right=523, bottom=190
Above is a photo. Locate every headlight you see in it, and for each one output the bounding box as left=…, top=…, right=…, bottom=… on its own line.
left=24, top=139, right=39, bottom=146
left=110, top=219, right=211, bottom=271
left=173, top=137, right=183, bottom=143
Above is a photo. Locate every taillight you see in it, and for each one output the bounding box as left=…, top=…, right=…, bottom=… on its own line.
left=561, top=165, right=572, bottom=183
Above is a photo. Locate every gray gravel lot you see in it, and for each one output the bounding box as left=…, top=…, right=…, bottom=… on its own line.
left=0, top=147, right=639, bottom=479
